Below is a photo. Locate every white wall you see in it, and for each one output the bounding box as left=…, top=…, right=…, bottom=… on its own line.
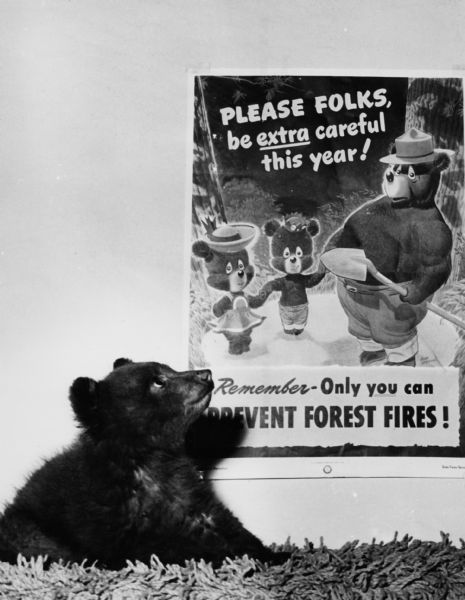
left=0, top=0, right=464, bottom=548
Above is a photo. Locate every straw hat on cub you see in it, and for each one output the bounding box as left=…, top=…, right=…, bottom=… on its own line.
left=201, top=218, right=258, bottom=253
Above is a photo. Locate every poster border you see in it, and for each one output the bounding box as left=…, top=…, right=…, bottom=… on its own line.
left=185, top=68, right=465, bottom=479
left=207, top=456, right=465, bottom=480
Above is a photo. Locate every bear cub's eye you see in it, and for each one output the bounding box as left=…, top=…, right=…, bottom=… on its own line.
left=150, top=376, right=165, bottom=391
left=295, top=247, right=303, bottom=258
left=283, top=247, right=290, bottom=258
left=237, top=259, right=245, bottom=270
left=225, top=262, right=233, bottom=275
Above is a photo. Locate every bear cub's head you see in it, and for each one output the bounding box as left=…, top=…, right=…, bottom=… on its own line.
left=70, top=359, right=213, bottom=450
left=192, top=242, right=254, bottom=293
left=264, top=216, right=320, bottom=275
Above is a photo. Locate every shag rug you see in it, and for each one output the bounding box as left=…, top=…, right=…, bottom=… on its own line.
left=0, top=534, right=464, bottom=599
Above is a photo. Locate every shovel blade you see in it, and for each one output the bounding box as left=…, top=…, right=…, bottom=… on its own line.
left=321, top=248, right=369, bottom=281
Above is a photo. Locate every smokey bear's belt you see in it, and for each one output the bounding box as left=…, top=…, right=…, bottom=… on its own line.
left=342, top=279, right=411, bottom=295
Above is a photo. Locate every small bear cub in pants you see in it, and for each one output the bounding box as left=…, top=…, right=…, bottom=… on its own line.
left=0, top=359, right=287, bottom=568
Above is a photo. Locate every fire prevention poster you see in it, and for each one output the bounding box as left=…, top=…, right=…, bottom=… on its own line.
left=187, top=72, right=465, bottom=478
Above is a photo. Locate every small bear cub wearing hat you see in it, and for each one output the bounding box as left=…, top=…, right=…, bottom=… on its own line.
left=249, top=215, right=325, bottom=335
left=193, top=219, right=265, bottom=355
left=0, top=359, right=286, bottom=567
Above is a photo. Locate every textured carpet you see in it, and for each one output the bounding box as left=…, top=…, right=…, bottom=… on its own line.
left=0, top=534, right=464, bottom=599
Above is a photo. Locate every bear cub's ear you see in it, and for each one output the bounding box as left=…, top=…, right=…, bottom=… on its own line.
left=192, top=241, right=213, bottom=261
left=263, top=220, right=281, bottom=237
left=113, top=358, right=133, bottom=369
left=432, top=151, right=452, bottom=174
left=69, top=377, right=99, bottom=430
left=306, top=218, right=320, bottom=237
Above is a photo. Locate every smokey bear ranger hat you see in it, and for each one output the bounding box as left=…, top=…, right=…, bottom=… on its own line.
left=204, top=222, right=258, bottom=253
left=380, top=128, right=454, bottom=165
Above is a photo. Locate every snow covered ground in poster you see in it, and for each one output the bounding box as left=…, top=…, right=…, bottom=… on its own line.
left=199, top=292, right=458, bottom=369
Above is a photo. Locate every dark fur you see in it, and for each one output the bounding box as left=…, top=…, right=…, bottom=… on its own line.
left=326, top=152, right=452, bottom=304
left=0, top=359, right=284, bottom=568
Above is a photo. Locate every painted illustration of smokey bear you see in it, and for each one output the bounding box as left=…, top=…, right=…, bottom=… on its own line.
left=325, top=128, right=455, bottom=367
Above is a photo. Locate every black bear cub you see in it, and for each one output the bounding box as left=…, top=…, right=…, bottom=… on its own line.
left=0, top=359, right=284, bottom=568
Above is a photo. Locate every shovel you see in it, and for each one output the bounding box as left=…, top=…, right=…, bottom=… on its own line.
left=321, top=248, right=465, bottom=331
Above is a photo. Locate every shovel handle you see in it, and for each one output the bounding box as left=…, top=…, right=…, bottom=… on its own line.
left=366, top=263, right=408, bottom=296
left=425, top=302, right=465, bottom=331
